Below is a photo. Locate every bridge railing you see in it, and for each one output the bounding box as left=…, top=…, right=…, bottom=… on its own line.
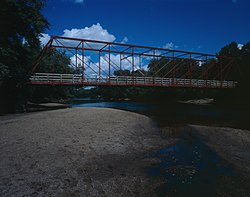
left=30, top=73, right=82, bottom=84
left=30, top=73, right=237, bottom=88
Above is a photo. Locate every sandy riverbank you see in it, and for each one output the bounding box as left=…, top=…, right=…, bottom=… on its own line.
left=1, top=107, right=250, bottom=196
left=0, top=108, right=177, bottom=196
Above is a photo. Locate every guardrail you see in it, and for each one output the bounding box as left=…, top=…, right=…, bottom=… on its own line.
left=30, top=73, right=82, bottom=84
left=30, top=73, right=237, bottom=88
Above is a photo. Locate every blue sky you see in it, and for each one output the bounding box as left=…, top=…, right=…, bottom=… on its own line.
left=41, top=0, right=250, bottom=54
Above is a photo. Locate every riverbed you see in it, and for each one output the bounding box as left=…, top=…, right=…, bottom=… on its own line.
left=1, top=101, right=250, bottom=196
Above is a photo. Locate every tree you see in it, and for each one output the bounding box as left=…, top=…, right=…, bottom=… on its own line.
left=218, top=42, right=241, bottom=57
left=28, top=49, right=76, bottom=102
left=217, top=42, right=241, bottom=81
left=217, top=41, right=250, bottom=102
left=113, top=69, right=131, bottom=76
left=0, top=0, right=49, bottom=77
left=240, top=42, right=250, bottom=86
left=0, top=0, right=49, bottom=113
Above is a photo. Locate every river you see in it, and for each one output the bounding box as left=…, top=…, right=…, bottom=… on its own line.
left=70, top=99, right=249, bottom=129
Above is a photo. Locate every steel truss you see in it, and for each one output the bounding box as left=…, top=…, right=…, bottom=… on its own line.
left=30, top=36, right=237, bottom=88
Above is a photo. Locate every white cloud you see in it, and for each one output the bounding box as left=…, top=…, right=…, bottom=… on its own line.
left=49, top=23, right=117, bottom=49
left=163, top=42, right=174, bottom=49
left=237, top=43, right=243, bottom=50
left=66, top=0, right=84, bottom=4
left=74, top=0, right=84, bottom=3
left=70, top=52, right=147, bottom=77
left=39, top=23, right=150, bottom=77
left=70, top=54, right=90, bottom=68
left=97, top=54, right=137, bottom=76
left=163, top=42, right=179, bottom=50
left=62, top=23, right=116, bottom=42
left=39, top=23, right=117, bottom=49
left=39, top=33, right=50, bottom=46
left=121, top=36, right=129, bottom=43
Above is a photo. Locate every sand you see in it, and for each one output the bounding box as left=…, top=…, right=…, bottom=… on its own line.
left=0, top=108, right=176, bottom=197
left=1, top=107, right=250, bottom=196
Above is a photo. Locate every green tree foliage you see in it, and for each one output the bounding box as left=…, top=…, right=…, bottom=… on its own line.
left=215, top=42, right=250, bottom=102
left=217, top=42, right=241, bottom=81
left=35, top=49, right=73, bottom=74
left=240, top=42, right=250, bottom=85
left=147, top=57, right=171, bottom=77
left=218, top=42, right=250, bottom=83
left=29, top=49, right=76, bottom=102
left=113, top=69, right=131, bottom=76
left=218, top=42, right=241, bottom=57
left=0, top=0, right=77, bottom=113
left=0, top=0, right=49, bottom=113
left=0, top=0, right=49, bottom=78
left=147, top=57, right=201, bottom=79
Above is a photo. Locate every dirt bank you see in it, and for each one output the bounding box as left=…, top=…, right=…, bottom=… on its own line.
left=0, top=108, right=177, bottom=197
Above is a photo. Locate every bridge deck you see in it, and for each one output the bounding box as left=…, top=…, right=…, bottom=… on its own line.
left=30, top=73, right=237, bottom=88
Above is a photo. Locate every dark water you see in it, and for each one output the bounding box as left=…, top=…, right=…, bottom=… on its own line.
left=147, top=135, right=235, bottom=196
left=70, top=99, right=247, bottom=196
left=71, top=99, right=249, bottom=129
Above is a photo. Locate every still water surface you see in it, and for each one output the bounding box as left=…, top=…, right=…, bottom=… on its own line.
left=71, top=99, right=249, bottom=129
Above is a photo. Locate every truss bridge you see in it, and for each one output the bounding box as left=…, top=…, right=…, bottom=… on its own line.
left=30, top=36, right=237, bottom=88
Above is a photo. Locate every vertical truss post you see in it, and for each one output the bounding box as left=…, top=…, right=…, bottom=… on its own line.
left=120, top=53, right=122, bottom=76
left=75, top=49, right=78, bottom=74
left=205, top=58, right=207, bottom=88
left=189, top=54, right=192, bottom=79
left=189, top=54, right=192, bottom=86
left=82, top=41, right=84, bottom=80
left=220, top=57, right=223, bottom=81
left=202, top=59, right=204, bottom=80
left=99, top=52, right=101, bottom=80
left=172, top=51, right=175, bottom=78
left=132, top=47, right=135, bottom=79
left=220, top=57, right=223, bottom=88
left=202, top=56, right=207, bottom=80
left=139, top=55, right=142, bottom=70
left=152, top=49, right=156, bottom=78
left=205, top=56, right=208, bottom=80
left=108, top=44, right=111, bottom=83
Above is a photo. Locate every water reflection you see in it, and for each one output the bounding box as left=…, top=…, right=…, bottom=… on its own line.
left=70, top=99, right=249, bottom=129
left=72, top=101, right=155, bottom=114
left=147, top=134, right=235, bottom=196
